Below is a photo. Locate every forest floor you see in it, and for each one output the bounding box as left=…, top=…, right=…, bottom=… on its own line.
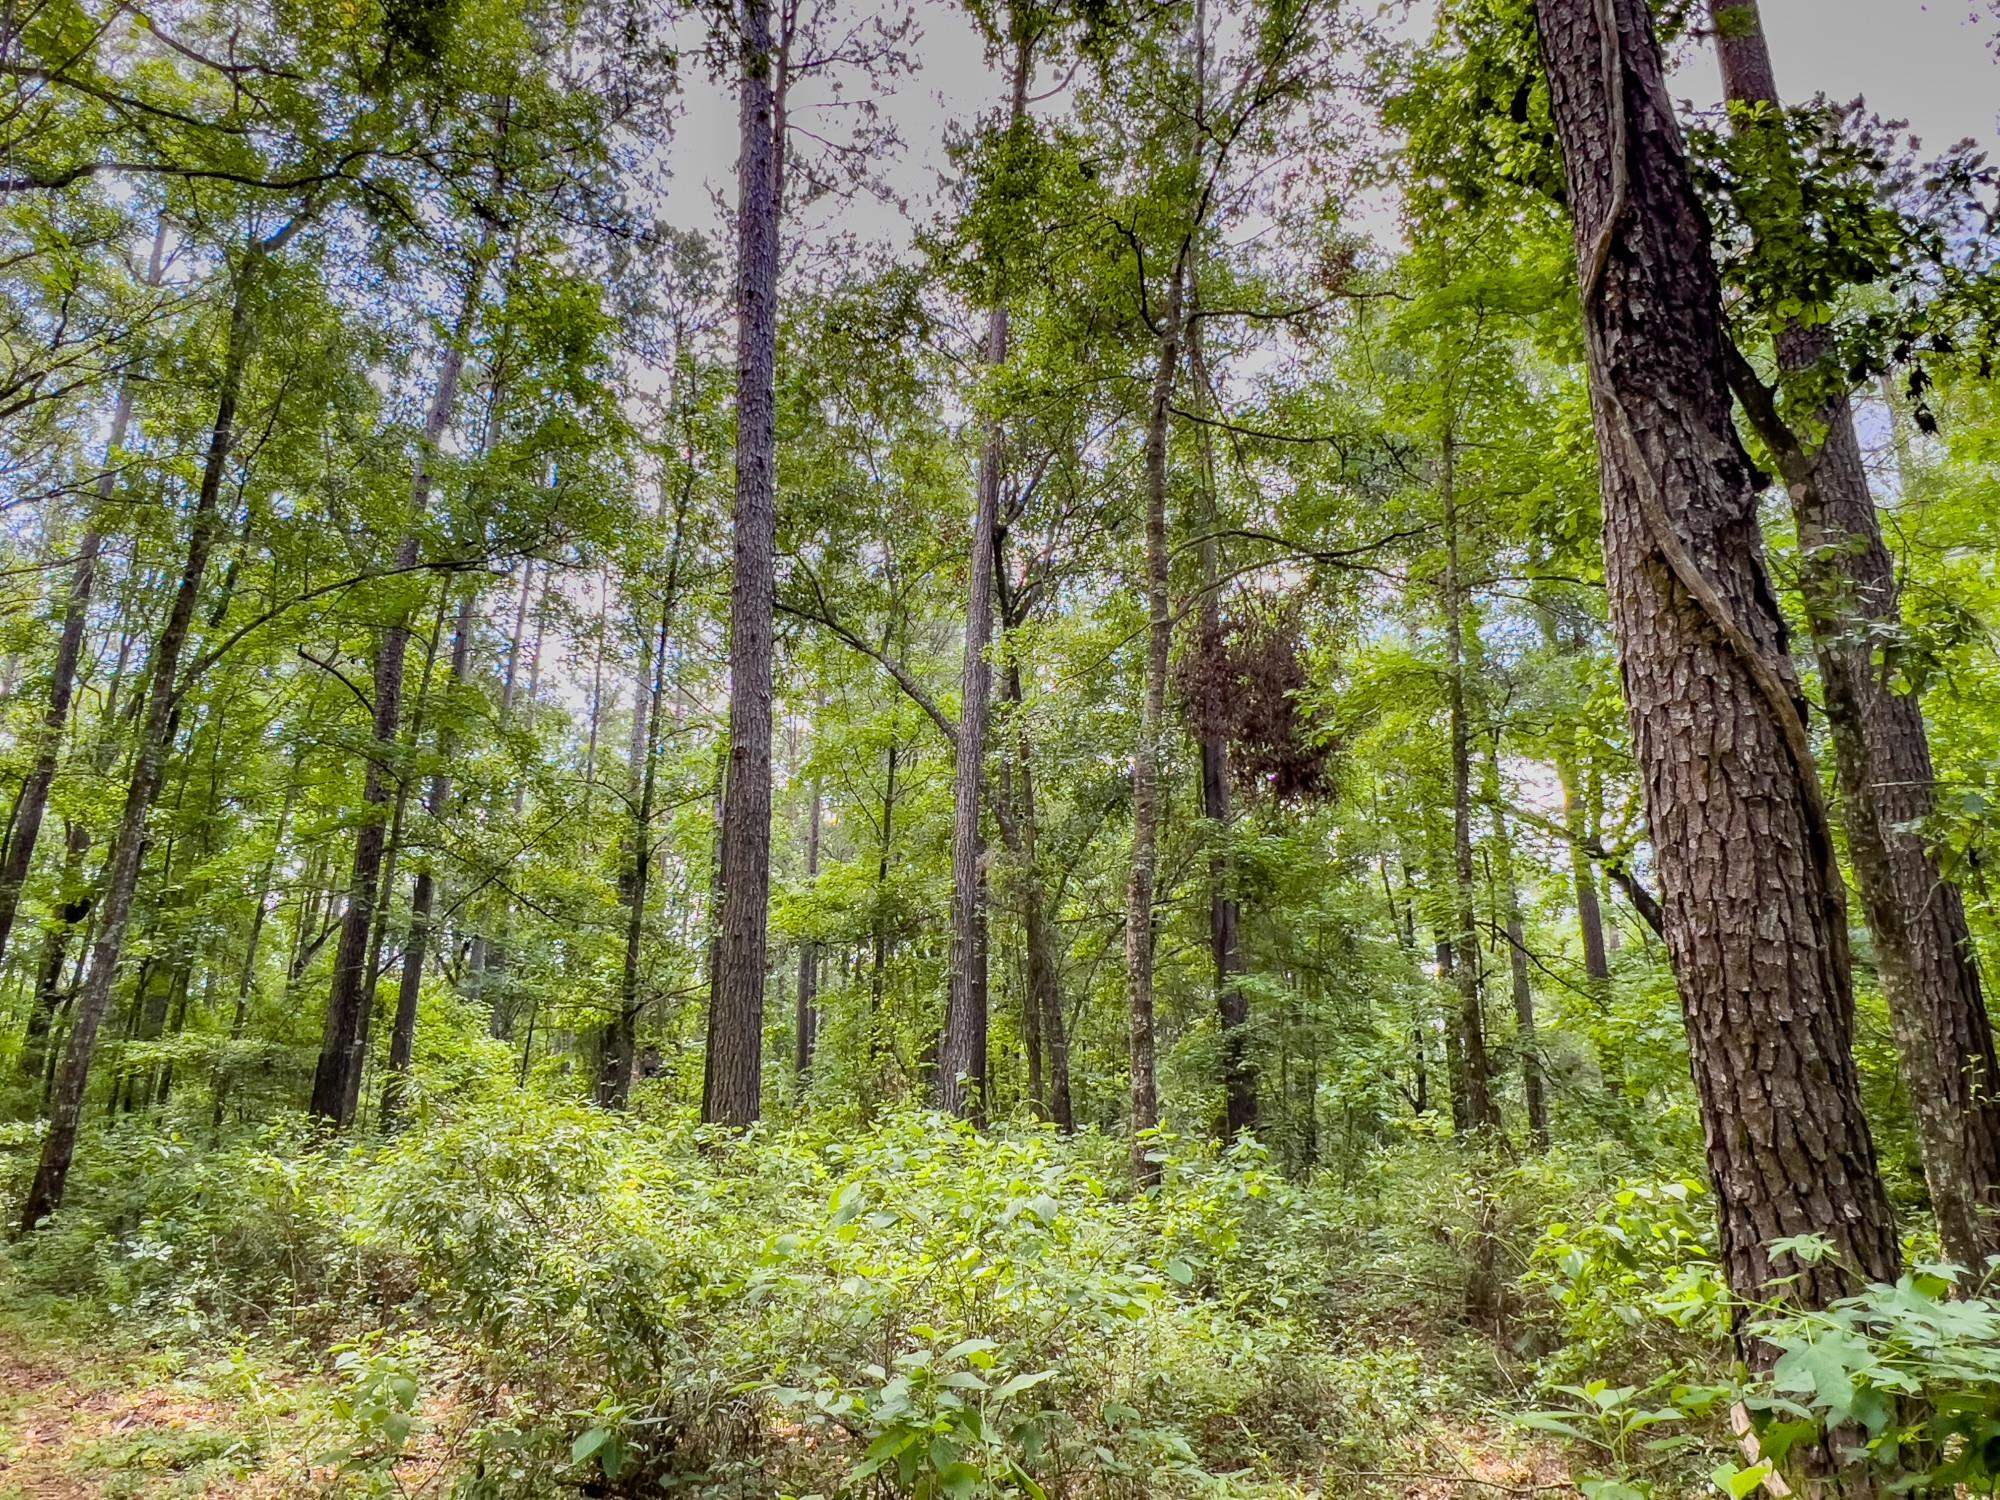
left=0, top=1291, right=1575, bottom=1498
left=0, top=1308, right=482, bottom=1499
left=0, top=1108, right=1635, bottom=1497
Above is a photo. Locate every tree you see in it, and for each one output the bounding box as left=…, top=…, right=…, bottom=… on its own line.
left=1707, top=0, right=2000, bottom=1272
left=1534, top=0, right=1900, bottom=1338
left=704, top=0, right=783, bottom=1128
left=936, top=2, right=1040, bottom=1123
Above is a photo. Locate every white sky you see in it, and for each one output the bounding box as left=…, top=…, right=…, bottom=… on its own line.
left=651, top=0, right=2000, bottom=259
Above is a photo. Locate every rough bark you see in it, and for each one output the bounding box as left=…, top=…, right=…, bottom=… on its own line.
left=1710, top=0, right=2000, bottom=1270
left=1536, top=0, right=1900, bottom=1332
left=20, top=246, right=259, bottom=1231
left=704, top=0, right=781, bottom=1128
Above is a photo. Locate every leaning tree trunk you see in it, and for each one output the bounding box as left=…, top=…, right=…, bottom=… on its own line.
left=0, top=222, right=168, bottom=973
left=311, top=248, right=488, bottom=1128
left=704, top=0, right=781, bottom=1128
left=1125, top=261, right=1183, bottom=1183
left=20, top=246, right=260, bottom=1231
left=1535, top=0, right=1899, bottom=1340
left=1710, top=0, right=2000, bottom=1271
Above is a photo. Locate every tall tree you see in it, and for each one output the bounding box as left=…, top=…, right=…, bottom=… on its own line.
left=938, top=7, right=1037, bottom=1122
left=311, top=240, right=492, bottom=1126
left=1534, top=0, right=1900, bottom=1340
left=704, top=0, right=782, bottom=1127
left=22, top=233, right=271, bottom=1229
left=0, top=220, right=166, bottom=974
left=1708, top=0, right=2000, bottom=1271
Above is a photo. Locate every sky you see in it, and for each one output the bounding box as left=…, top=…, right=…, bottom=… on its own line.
left=651, top=0, right=2000, bottom=258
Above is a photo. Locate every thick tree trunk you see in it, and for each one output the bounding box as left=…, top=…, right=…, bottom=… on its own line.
left=1125, top=263, right=1183, bottom=1183
left=0, top=223, right=168, bottom=973
left=704, top=0, right=781, bottom=1128
left=311, top=253, right=486, bottom=1128
left=20, top=248, right=258, bottom=1231
left=1709, top=0, right=2000, bottom=1270
left=1536, top=0, right=1900, bottom=1335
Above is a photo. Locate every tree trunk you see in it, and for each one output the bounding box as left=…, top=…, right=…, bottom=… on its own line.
left=1186, top=284, right=1255, bottom=1142
left=1536, top=0, right=1899, bottom=1337
left=1485, top=742, right=1549, bottom=1150
left=0, top=222, right=168, bottom=973
left=1000, top=658, right=1072, bottom=1131
left=795, top=768, right=822, bottom=1093
left=704, top=0, right=781, bottom=1128
left=938, top=24, right=1034, bottom=1123
left=1125, top=261, right=1184, bottom=1183
left=869, top=736, right=898, bottom=1073
left=604, top=482, right=689, bottom=1110
left=1710, top=0, right=2000, bottom=1270
left=381, top=587, right=475, bottom=1122
left=1441, top=428, right=1500, bottom=1134
left=310, top=250, right=487, bottom=1129
left=19, top=821, right=91, bottom=1083
left=20, top=246, right=259, bottom=1231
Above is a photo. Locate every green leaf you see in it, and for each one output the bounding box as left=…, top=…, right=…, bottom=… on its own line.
left=1711, top=1460, right=1774, bottom=1499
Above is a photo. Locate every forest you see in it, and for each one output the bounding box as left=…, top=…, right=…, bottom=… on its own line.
left=2, top=0, right=1999, bottom=1492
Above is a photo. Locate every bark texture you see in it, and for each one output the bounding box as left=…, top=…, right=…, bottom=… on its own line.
left=704, top=0, right=781, bottom=1127
left=1711, top=0, right=2000, bottom=1270
left=1536, top=0, right=1900, bottom=1329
